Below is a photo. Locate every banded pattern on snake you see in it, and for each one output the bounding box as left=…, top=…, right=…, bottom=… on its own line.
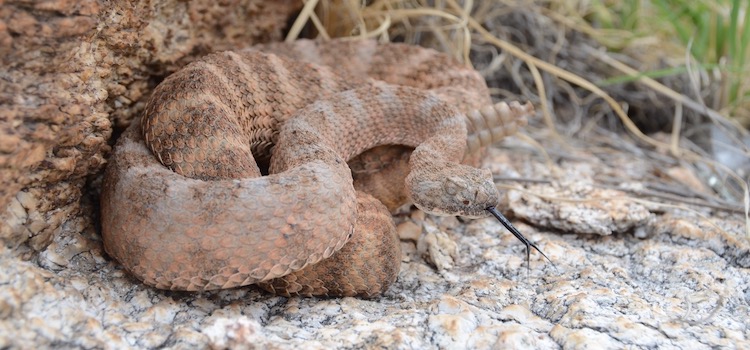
left=101, top=39, right=539, bottom=297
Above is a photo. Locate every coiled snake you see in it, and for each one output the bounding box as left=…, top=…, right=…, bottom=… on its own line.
left=101, top=39, right=542, bottom=297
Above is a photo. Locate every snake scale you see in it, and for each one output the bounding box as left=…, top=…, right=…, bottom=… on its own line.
left=101, top=39, right=538, bottom=297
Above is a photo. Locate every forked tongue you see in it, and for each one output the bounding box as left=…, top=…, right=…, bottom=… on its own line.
left=486, top=206, right=554, bottom=277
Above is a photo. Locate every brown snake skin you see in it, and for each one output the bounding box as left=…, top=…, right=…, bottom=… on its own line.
left=100, top=39, right=535, bottom=297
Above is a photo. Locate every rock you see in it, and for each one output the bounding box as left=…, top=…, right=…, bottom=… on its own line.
left=396, top=220, right=422, bottom=241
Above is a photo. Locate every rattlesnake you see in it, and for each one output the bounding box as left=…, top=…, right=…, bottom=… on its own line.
left=101, top=39, right=538, bottom=297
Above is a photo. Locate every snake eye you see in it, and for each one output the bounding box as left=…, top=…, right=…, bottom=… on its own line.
left=462, top=200, right=470, bottom=205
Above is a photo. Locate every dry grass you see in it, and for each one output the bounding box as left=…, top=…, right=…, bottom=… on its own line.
left=286, top=0, right=749, bottom=238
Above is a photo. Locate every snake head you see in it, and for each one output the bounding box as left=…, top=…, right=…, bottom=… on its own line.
left=407, top=165, right=499, bottom=218
left=407, top=161, right=555, bottom=271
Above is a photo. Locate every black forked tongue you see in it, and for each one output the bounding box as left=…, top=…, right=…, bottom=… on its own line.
left=486, top=206, right=553, bottom=276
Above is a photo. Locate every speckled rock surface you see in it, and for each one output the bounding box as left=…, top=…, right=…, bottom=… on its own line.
left=0, top=0, right=300, bottom=250
left=1, top=131, right=747, bottom=349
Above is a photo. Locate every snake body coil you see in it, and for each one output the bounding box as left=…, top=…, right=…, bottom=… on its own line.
left=101, top=40, right=534, bottom=297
